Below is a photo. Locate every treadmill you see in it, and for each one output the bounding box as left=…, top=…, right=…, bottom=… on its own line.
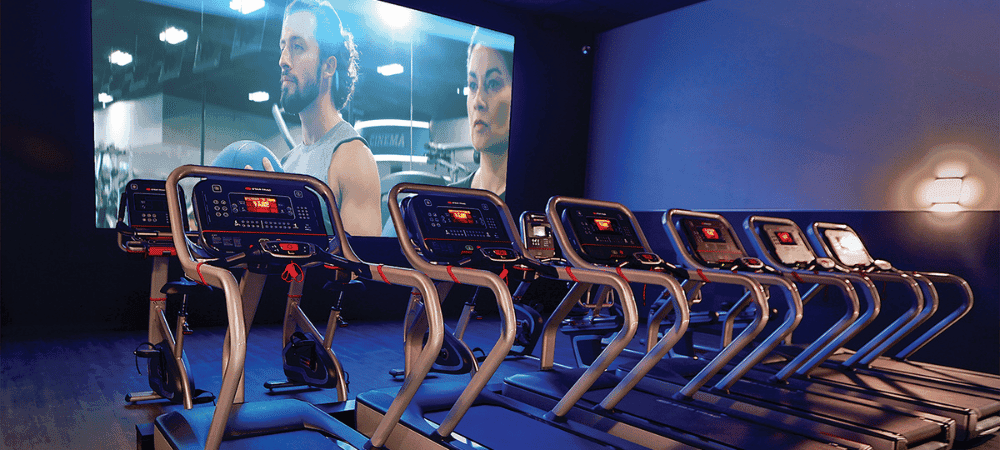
left=152, top=165, right=447, bottom=450
left=807, top=222, right=999, bottom=392
left=508, top=197, right=882, bottom=450
left=357, top=183, right=678, bottom=450
left=736, top=215, right=1000, bottom=442
left=653, top=210, right=955, bottom=450
left=800, top=221, right=1000, bottom=439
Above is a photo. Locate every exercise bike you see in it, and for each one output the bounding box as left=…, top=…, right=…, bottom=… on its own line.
left=116, top=179, right=213, bottom=409
left=262, top=258, right=362, bottom=397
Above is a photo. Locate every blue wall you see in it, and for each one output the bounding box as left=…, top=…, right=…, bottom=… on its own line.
left=586, top=0, right=998, bottom=211
left=584, top=0, right=999, bottom=373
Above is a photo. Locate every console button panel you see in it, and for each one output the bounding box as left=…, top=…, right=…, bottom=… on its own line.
left=402, top=193, right=514, bottom=264
left=193, top=179, right=329, bottom=256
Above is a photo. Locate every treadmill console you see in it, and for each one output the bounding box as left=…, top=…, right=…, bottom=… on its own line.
left=823, top=229, right=873, bottom=268
left=192, top=178, right=329, bottom=256
left=520, top=212, right=559, bottom=261
left=681, top=218, right=745, bottom=266
left=760, top=224, right=815, bottom=266
left=561, top=206, right=644, bottom=265
left=401, top=193, right=515, bottom=264
left=124, top=179, right=174, bottom=231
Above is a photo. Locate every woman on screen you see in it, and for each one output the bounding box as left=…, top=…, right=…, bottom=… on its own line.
left=450, top=28, right=513, bottom=199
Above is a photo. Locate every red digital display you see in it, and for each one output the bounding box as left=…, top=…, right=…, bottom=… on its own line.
left=593, top=218, right=613, bottom=232
left=775, top=231, right=796, bottom=245
left=245, top=196, right=279, bottom=214
left=701, top=227, right=722, bottom=241
left=279, top=243, right=299, bottom=251
left=448, top=209, right=475, bottom=224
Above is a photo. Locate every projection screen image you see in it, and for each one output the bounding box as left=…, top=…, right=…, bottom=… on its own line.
left=93, top=0, right=514, bottom=235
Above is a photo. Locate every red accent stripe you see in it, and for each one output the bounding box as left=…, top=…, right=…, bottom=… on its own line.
left=616, top=266, right=630, bottom=283
left=150, top=297, right=167, bottom=302
left=288, top=294, right=303, bottom=299
left=696, top=269, right=710, bottom=283
left=792, top=272, right=805, bottom=283
left=499, top=268, right=508, bottom=282
left=377, top=265, right=391, bottom=285
left=196, top=262, right=208, bottom=285
left=447, top=266, right=461, bottom=283
left=565, top=267, right=579, bottom=282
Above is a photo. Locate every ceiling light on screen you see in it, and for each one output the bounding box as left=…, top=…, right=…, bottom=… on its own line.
left=377, top=2, right=411, bottom=29
left=377, top=63, right=404, bottom=76
left=98, top=92, right=113, bottom=105
left=229, top=0, right=265, bottom=15
left=248, top=91, right=269, bottom=102
left=109, top=50, right=133, bottom=66
left=159, top=27, right=188, bottom=45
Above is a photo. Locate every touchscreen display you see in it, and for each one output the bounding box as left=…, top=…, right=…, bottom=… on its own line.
left=593, top=218, right=614, bottom=232
left=775, top=231, right=796, bottom=245
left=824, top=229, right=871, bottom=267
left=448, top=209, right=475, bottom=225
left=760, top=224, right=815, bottom=266
left=135, top=193, right=168, bottom=212
left=245, top=196, right=280, bottom=214
left=700, top=227, right=723, bottom=241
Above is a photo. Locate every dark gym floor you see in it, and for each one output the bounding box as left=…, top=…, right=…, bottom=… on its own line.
left=2, top=318, right=998, bottom=450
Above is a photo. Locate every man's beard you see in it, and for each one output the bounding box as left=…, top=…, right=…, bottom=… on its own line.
left=280, top=77, right=320, bottom=115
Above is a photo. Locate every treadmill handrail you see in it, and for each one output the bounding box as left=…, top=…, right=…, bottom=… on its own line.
left=388, top=184, right=642, bottom=433
left=714, top=271, right=802, bottom=391
left=543, top=196, right=690, bottom=411
left=659, top=210, right=804, bottom=392
left=895, top=272, right=974, bottom=359
left=796, top=273, right=882, bottom=376
left=808, top=222, right=928, bottom=369
left=166, top=166, right=444, bottom=450
left=806, top=221, right=974, bottom=362
left=662, top=209, right=775, bottom=399
left=857, top=273, right=939, bottom=365
left=743, top=215, right=862, bottom=380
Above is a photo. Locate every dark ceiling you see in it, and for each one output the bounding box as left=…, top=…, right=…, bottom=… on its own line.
left=91, top=0, right=700, bottom=123
left=484, top=0, right=703, bottom=31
